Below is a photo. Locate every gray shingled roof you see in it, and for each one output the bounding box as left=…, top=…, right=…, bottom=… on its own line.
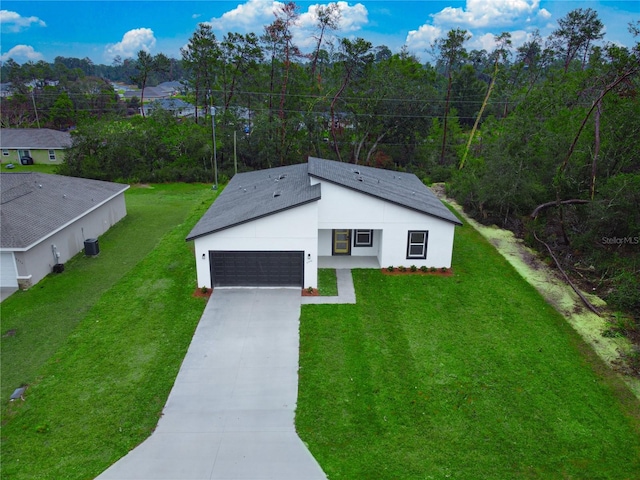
left=308, top=157, right=461, bottom=225
left=1, top=173, right=129, bottom=250
left=186, top=163, right=321, bottom=241
left=186, top=157, right=461, bottom=241
left=0, top=128, right=72, bottom=150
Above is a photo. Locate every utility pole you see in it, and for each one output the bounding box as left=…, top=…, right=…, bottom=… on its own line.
left=31, top=90, right=40, bottom=129
left=209, top=90, right=218, bottom=189
left=233, top=130, right=237, bottom=175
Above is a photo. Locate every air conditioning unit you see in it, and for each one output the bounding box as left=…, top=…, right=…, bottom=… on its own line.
left=84, top=238, right=100, bottom=256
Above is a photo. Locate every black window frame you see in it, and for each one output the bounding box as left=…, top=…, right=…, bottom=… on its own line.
left=406, top=230, right=428, bottom=259
left=353, top=229, right=373, bottom=248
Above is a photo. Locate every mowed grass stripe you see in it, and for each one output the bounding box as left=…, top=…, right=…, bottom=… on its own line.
left=297, top=222, right=640, bottom=479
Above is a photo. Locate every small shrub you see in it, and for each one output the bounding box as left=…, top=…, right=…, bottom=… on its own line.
left=410, top=265, right=418, bottom=272
left=200, top=286, right=209, bottom=294
left=307, top=286, right=314, bottom=294
left=398, top=265, right=406, bottom=272
left=420, top=265, right=428, bottom=273
left=387, top=266, right=394, bottom=272
left=441, top=267, right=448, bottom=273
left=430, top=266, right=437, bottom=272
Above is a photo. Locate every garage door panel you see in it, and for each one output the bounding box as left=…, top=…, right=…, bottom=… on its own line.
left=1, top=252, right=19, bottom=288
left=210, top=251, right=303, bottom=287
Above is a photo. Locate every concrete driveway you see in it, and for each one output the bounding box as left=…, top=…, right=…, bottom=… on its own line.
left=97, top=288, right=326, bottom=480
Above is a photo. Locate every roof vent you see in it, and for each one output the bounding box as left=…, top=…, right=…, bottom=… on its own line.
left=353, top=169, right=361, bottom=175
left=273, top=190, right=282, bottom=198
left=356, top=175, right=364, bottom=182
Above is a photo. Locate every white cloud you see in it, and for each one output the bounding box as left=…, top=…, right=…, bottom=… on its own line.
left=192, top=13, right=201, bottom=20
left=0, top=44, right=44, bottom=62
left=405, top=24, right=443, bottom=53
left=208, top=0, right=284, bottom=34
left=432, top=0, right=550, bottom=28
left=297, top=2, right=368, bottom=33
left=104, top=28, right=156, bottom=61
left=208, top=0, right=368, bottom=51
left=0, top=10, right=46, bottom=32
left=294, top=2, right=368, bottom=49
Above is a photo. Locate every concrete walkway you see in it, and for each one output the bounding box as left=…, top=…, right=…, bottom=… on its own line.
left=301, top=269, right=356, bottom=305
left=97, top=288, right=326, bottom=480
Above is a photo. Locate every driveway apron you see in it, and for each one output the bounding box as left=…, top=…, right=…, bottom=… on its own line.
left=97, top=288, right=326, bottom=480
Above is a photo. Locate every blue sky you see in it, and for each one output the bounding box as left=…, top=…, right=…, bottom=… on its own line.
left=1, top=1, right=638, bottom=64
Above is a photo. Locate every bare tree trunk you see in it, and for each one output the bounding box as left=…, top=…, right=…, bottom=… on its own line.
left=439, top=73, right=452, bottom=165
left=353, top=131, right=367, bottom=164
left=460, top=60, right=498, bottom=169
left=590, top=99, right=601, bottom=199
left=365, top=131, right=387, bottom=164
left=534, top=231, right=601, bottom=316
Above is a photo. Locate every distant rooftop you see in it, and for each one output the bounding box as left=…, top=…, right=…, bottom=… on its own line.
left=0, top=128, right=72, bottom=150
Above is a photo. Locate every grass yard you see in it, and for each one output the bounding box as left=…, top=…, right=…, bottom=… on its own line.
left=297, top=222, right=640, bottom=479
left=0, top=183, right=216, bottom=479
left=318, top=268, right=338, bottom=296
left=0, top=163, right=59, bottom=175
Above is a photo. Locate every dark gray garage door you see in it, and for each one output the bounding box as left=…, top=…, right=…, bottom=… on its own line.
left=210, top=251, right=304, bottom=287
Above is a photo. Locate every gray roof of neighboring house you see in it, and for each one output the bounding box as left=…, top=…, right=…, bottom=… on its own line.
left=307, top=157, right=462, bottom=225
left=186, top=163, right=321, bottom=241
left=147, top=98, right=194, bottom=110
left=186, top=157, right=461, bottom=241
left=157, top=81, right=184, bottom=92
left=0, top=128, right=72, bottom=150
left=123, top=86, right=169, bottom=100
left=0, top=173, right=129, bottom=250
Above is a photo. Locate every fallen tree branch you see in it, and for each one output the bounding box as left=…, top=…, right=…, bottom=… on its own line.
left=530, top=199, right=590, bottom=219
left=533, top=231, right=600, bottom=316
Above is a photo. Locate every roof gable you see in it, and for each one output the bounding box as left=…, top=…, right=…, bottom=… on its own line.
left=0, top=128, right=72, bottom=150
left=307, top=157, right=462, bottom=225
left=186, top=163, right=321, bottom=240
left=1, top=173, right=129, bottom=249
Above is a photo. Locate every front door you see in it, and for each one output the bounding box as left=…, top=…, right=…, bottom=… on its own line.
left=332, top=229, right=351, bottom=255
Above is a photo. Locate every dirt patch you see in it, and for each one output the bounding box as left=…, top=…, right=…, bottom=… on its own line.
left=381, top=268, right=453, bottom=277
left=433, top=187, right=640, bottom=399
left=192, top=288, right=212, bottom=299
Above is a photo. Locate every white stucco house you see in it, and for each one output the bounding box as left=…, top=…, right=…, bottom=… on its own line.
left=186, top=157, right=462, bottom=290
left=0, top=173, right=129, bottom=290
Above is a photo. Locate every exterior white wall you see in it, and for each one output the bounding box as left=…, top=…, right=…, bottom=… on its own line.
left=316, top=180, right=456, bottom=268
left=193, top=202, right=318, bottom=289
left=10, top=193, right=128, bottom=288
left=318, top=229, right=381, bottom=257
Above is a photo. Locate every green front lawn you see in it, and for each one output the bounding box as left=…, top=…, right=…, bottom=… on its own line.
left=0, top=184, right=216, bottom=479
left=297, top=222, right=640, bottom=479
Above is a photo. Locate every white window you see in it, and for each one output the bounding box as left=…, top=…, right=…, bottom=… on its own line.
left=407, top=231, right=428, bottom=259
left=353, top=229, right=373, bottom=247
left=48, top=150, right=56, bottom=161
left=2, top=149, right=9, bottom=156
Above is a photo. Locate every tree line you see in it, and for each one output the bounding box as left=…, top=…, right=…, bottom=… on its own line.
left=2, top=4, right=639, bottom=356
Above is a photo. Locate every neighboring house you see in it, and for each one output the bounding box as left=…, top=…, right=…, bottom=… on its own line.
left=0, top=128, right=72, bottom=165
left=141, top=98, right=196, bottom=117
left=0, top=83, right=12, bottom=98
left=123, top=86, right=170, bottom=102
left=186, top=157, right=462, bottom=289
left=156, top=81, right=185, bottom=96
left=0, top=173, right=129, bottom=289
